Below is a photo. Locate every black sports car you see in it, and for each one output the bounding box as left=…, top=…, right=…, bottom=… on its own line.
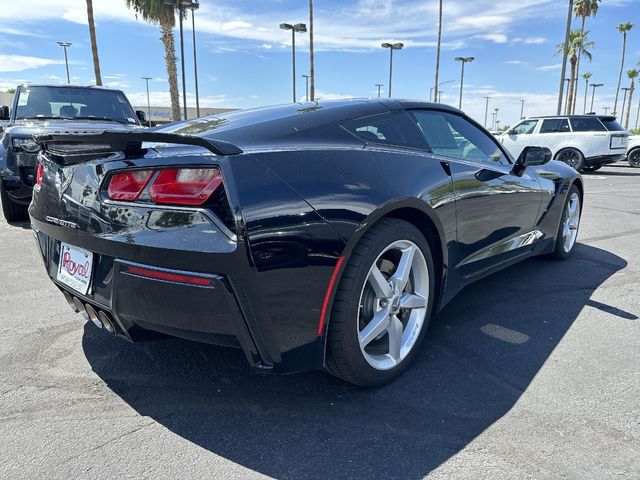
left=30, top=100, right=583, bottom=386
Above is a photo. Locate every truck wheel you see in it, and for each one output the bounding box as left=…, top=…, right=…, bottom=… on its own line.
left=0, top=182, right=29, bottom=223
left=555, top=148, right=585, bottom=171
left=628, top=148, right=640, bottom=168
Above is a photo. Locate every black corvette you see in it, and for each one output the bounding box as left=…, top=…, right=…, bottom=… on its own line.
left=30, top=99, right=583, bottom=386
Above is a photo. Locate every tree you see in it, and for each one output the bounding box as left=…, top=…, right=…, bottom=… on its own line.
left=125, top=0, right=181, bottom=121
left=309, top=0, right=315, bottom=101
left=582, top=71, right=592, bottom=114
left=625, top=69, right=638, bottom=129
left=556, top=30, right=594, bottom=115
left=433, top=0, right=443, bottom=102
left=571, top=0, right=600, bottom=113
left=613, top=22, right=633, bottom=116
left=86, top=0, right=102, bottom=86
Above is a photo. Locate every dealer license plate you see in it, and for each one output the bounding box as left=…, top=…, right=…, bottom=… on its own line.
left=57, top=243, right=94, bottom=295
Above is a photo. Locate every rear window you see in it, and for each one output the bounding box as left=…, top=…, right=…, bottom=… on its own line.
left=540, top=118, right=571, bottom=133
left=570, top=117, right=607, bottom=132
left=342, top=112, right=428, bottom=149
left=599, top=117, right=626, bottom=132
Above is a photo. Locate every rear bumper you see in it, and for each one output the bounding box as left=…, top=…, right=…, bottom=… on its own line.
left=584, top=153, right=626, bottom=167
left=31, top=217, right=324, bottom=373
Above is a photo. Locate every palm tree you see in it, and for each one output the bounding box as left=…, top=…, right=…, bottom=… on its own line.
left=433, top=0, right=443, bottom=102
left=613, top=22, right=633, bottom=116
left=556, top=30, right=594, bottom=115
left=625, top=69, right=638, bottom=129
left=582, top=71, right=592, bottom=113
left=86, top=0, right=102, bottom=85
left=572, top=0, right=600, bottom=113
left=125, top=0, right=181, bottom=121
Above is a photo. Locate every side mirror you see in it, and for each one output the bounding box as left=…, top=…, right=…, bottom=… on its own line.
left=0, top=106, right=9, bottom=121
left=135, top=110, right=147, bottom=125
left=512, top=146, right=552, bottom=176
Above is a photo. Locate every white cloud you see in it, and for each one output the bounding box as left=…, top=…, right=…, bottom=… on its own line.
left=0, top=55, right=62, bottom=72
left=536, top=64, right=562, bottom=71
left=477, top=33, right=509, bottom=44
left=314, top=90, right=355, bottom=101
left=505, top=60, right=525, bottom=65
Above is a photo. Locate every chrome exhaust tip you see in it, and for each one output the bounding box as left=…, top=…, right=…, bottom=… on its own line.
left=72, top=297, right=90, bottom=323
left=84, top=303, right=103, bottom=330
left=62, top=291, right=79, bottom=313
left=97, top=310, right=116, bottom=334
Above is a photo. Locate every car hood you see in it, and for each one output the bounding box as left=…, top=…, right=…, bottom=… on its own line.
left=5, top=120, right=143, bottom=137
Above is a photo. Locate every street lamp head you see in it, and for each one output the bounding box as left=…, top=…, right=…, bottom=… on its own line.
left=392, top=43, right=404, bottom=50
left=293, top=23, right=307, bottom=32
left=179, top=0, right=199, bottom=10
left=280, top=23, right=293, bottom=30
left=57, top=41, right=72, bottom=47
left=381, top=42, right=393, bottom=48
left=591, top=83, right=604, bottom=88
left=455, top=56, right=474, bottom=63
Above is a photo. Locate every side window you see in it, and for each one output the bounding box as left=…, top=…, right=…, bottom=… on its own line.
left=570, top=117, right=607, bottom=132
left=411, top=110, right=510, bottom=166
left=511, top=119, right=539, bottom=135
left=540, top=118, right=571, bottom=133
left=342, top=112, right=428, bottom=149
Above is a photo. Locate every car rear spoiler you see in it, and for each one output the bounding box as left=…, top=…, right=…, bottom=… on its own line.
left=34, top=131, right=243, bottom=166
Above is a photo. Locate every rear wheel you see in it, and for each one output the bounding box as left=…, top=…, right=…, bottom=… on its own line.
left=549, top=184, right=581, bottom=260
left=0, top=182, right=29, bottom=223
left=326, top=218, right=435, bottom=387
left=628, top=148, right=640, bottom=168
left=555, top=148, right=585, bottom=171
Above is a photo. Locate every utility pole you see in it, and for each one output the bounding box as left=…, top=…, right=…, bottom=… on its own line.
left=280, top=23, right=307, bottom=102
left=455, top=56, right=475, bottom=109
left=382, top=43, right=404, bottom=98
left=375, top=84, right=384, bottom=98
left=483, top=96, right=490, bottom=128
left=142, top=77, right=152, bottom=126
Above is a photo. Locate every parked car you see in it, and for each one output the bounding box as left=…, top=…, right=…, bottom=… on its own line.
left=499, top=115, right=629, bottom=172
left=0, top=84, right=146, bottom=222
left=627, top=135, right=640, bottom=167
left=30, top=99, right=583, bottom=386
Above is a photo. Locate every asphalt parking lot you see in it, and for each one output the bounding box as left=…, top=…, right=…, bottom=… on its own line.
left=1, top=162, right=639, bottom=479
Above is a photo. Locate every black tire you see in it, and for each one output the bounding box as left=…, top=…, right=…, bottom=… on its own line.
left=549, top=184, right=582, bottom=260
left=0, top=182, right=29, bottom=223
left=325, top=218, right=435, bottom=387
left=582, top=165, right=601, bottom=173
left=555, top=148, right=585, bottom=171
left=628, top=148, right=640, bottom=168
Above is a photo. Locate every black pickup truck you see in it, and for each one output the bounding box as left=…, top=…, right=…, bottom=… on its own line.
left=0, top=84, right=147, bottom=221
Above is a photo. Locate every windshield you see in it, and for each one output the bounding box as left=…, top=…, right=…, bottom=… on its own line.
left=15, top=86, right=138, bottom=124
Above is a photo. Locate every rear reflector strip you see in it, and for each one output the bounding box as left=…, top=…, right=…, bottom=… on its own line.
left=125, top=265, right=213, bottom=287
left=317, top=256, right=345, bottom=336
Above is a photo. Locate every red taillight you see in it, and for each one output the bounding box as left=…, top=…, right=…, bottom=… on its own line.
left=126, top=265, right=213, bottom=287
left=35, top=163, right=44, bottom=187
left=150, top=168, right=222, bottom=206
left=107, top=170, right=154, bottom=201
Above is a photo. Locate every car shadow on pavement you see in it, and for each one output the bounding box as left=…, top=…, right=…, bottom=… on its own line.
left=82, top=243, right=627, bottom=479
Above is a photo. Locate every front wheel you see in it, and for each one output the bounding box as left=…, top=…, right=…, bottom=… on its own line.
left=0, top=182, right=29, bottom=223
left=555, top=148, right=585, bottom=171
left=549, top=184, right=582, bottom=260
left=325, top=218, right=435, bottom=387
left=628, top=148, right=640, bottom=168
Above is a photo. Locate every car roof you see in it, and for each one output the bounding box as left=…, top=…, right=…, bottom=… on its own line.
left=527, top=114, right=617, bottom=120
left=17, top=83, right=124, bottom=93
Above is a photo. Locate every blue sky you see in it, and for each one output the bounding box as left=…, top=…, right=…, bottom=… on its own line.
left=0, top=0, right=638, bottom=126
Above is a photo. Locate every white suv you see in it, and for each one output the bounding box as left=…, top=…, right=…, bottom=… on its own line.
left=499, top=115, right=629, bottom=172
left=627, top=135, right=640, bottom=168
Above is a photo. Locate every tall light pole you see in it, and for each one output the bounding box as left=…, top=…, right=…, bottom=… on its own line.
left=493, top=107, right=499, bottom=130
left=302, top=74, right=310, bottom=102
left=280, top=22, right=307, bottom=102
left=604, top=106, right=610, bottom=115
left=186, top=1, right=201, bottom=118
left=483, top=96, right=490, bottom=128
left=564, top=78, right=571, bottom=115
left=374, top=83, right=384, bottom=98
left=557, top=0, right=574, bottom=115
left=520, top=99, right=525, bottom=119
left=430, top=80, right=455, bottom=102
left=57, top=42, right=72, bottom=84
left=589, top=83, right=603, bottom=113
left=308, top=0, right=315, bottom=101
left=381, top=42, right=404, bottom=98
left=142, top=77, right=152, bottom=126
left=455, top=56, right=474, bottom=110
left=620, top=87, right=630, bottom=121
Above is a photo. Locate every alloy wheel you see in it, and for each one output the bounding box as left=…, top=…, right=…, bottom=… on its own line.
left=557, top=150, right=581, bottom=170
left=357, top=240, right=429, bottom=370
left=562, top=192, right=580, bottom=253
left=629, top=150, right=640, bottom=168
